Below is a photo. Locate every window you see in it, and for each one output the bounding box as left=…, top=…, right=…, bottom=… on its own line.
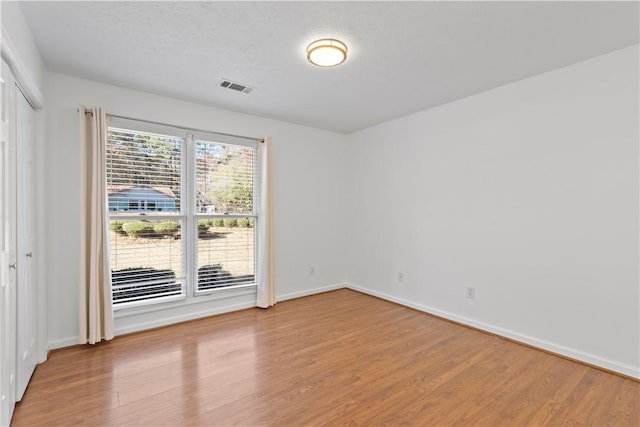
left=106, top=120, right=258, bottom=310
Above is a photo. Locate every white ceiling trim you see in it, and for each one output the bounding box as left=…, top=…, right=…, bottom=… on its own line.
left=1, top=27, right=44, bottom=109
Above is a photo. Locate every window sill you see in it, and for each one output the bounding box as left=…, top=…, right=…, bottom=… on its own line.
left=113, top=285, right=257, bottom=319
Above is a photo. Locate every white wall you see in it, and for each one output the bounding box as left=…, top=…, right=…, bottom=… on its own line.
left=44, top=72, right=347, bottom=348
left=345, top=45, right=640, bottom=378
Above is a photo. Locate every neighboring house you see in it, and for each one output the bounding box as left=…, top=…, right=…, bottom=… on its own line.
left=108, top=185, right=177, bottom=212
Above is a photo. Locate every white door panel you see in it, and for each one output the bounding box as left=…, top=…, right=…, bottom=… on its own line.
left=0, top=58, right=17, bottom=427
left=15, top=87, right=36, bottom=401
left=0, top=58, right=38, bottom=425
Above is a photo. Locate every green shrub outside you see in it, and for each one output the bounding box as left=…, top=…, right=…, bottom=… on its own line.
left=122, top=221, right=154, bottom=238
left=212, top=218, right=224, bottom=227
left=237, top=218, right=250, bottom=228
left=223, top=218, right=238, bottom=228
left=197, top=219, right=210, bottom=235
left=109, top=220, right=127, bottom=234
left=154, top=221, right=180, bottom=237
left=248, top=218, right=254, bottom=228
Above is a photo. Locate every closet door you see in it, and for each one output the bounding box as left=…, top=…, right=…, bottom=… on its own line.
left=0, top=59, right=18, bottom=426
left=15, top=86, right=36, bottom=401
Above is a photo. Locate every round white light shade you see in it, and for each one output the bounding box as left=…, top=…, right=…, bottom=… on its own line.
left=306, top=39, right=347, bottom=67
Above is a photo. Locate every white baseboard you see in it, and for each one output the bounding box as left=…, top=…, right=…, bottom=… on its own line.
left=277, top=283, right=347, bottom=302
left=346, top=283, right=640, bottom=379
left=46, top=284, right=347, bottom=350
left=48, top=301, right=257, bottom=350
left=49, top=282, right=638, bottom=379
left=114, top=300, right=256, bottom=336
left=48, top=336, right=81, bottom=350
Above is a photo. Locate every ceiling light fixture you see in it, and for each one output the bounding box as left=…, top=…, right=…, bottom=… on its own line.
left=306, top=38, right=347, bottom=67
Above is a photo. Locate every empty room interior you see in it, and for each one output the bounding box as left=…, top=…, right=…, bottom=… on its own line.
left=1, top=1, right=639, bottom=426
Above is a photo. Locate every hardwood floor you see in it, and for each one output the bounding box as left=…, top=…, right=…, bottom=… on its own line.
left=11, top=289, right=640, bottom=426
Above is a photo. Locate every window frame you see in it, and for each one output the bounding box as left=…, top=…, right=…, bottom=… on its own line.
left=106, top=117, right=259, bottom=312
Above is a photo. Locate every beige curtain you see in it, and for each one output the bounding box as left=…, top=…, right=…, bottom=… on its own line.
left=256, top=137, right=275, bottom=308
left=78, top=107, right=114, bottom=344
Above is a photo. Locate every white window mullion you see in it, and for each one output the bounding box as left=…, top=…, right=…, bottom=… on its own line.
left=184, top=133, right=196, bottom=298
left=253, top=142, right=259, bottom=290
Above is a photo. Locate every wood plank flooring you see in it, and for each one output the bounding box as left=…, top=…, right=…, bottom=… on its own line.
left=11, top=289, right=640, bottom=426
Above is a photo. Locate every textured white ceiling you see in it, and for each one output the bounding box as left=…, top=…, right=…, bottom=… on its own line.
left=20, top=1, right=639, bottom=133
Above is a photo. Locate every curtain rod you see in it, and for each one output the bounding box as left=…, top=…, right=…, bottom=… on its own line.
left=78, top=108, right=264, bottom=143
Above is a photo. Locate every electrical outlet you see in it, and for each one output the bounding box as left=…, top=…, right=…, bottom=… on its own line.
left=466, top=286, right=475, bottom=299
left=309, top=266, right=315, bottom=275
left=398, top=272, right=404, bottom=283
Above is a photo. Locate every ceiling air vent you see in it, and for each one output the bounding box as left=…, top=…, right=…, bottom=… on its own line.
left=219, top=79, right=254, bottom=94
